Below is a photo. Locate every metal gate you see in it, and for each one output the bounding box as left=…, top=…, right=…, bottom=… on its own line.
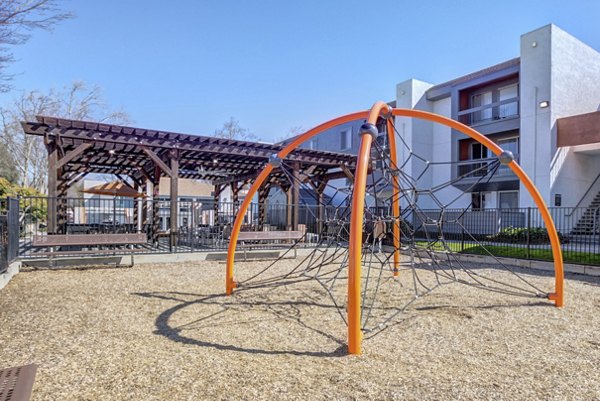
left=0, top=198, right=19, bottom=273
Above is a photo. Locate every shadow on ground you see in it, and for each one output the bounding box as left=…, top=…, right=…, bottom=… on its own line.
left=133, top=279, right=553, bottom=357
left=133, top=289, right=351, bottom=357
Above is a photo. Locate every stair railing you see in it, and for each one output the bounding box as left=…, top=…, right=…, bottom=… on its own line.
left=568, top=171, right=600, bottom=217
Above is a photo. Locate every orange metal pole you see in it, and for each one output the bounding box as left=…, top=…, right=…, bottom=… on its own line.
left=389, top=108, right=564, bottom=307
left=347, top=130, right=373, bottom=354
left=225, top=165, right=273, bottom=295
left=348, top=101, right=391, bottom=355
left=386, top=117, right=401, bottom=276
left=509, top=162, right=564, bottom=307
left=225, top=111, right=369, bottom=295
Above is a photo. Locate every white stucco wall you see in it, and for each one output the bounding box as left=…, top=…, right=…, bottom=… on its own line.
left=549, top=25, right=600, bottom=208
left=395, top=79, right=436, bottom=208
left=520, top=24, right=600, bottom=208
left=519, top=25, right=553, bottom=207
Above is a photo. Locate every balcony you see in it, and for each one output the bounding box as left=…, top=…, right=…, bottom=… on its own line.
left=458, top=97, right=519, bottom=127
left=457, top=155, right=520, bottom=180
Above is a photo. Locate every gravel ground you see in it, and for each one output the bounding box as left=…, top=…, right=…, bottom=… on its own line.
left=1, top=257, right=600, bottom=400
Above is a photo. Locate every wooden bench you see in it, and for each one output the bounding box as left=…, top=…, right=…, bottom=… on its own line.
left=32, top=233, right=147, bottom=267
left=0, top=364, right=37, bottom=401
left=237, top=231, right=304, bottom=261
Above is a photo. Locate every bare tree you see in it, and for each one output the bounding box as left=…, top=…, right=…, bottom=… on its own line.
left=0, top=81, right=131, bottom=192
left=0, top=0, right=72, bottom=91
left=275, top=125, right=305, bottom=144
left=214, top=117, right=257, bottom=141
left=0, top=144, right=17, bottom=183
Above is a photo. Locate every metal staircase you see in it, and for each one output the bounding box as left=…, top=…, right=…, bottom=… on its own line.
left=572, top=190, right=600, bottom=235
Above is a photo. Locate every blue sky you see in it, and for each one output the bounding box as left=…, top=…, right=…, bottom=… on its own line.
left=1, top=0, right=599, bottom=142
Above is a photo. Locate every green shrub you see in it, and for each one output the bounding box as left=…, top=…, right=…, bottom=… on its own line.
left=487, top=226, right=568, bottom=244
left=0, top=178, right=48, bottom=220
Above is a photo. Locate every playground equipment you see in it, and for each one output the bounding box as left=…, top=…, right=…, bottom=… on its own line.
left=225, top=101, right=564, bottom=355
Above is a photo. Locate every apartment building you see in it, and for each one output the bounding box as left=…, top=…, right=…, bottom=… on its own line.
left=300, top=25, right=600, bottom=216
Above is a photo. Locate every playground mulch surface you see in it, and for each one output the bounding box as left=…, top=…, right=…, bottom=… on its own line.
left=1, top=257, right=600, bottom=400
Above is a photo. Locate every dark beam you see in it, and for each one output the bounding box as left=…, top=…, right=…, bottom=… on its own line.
left=142, top=146, right=173, bottom=177
left=340, top=163, right=354, bottom=181
left=55, top=142, right=93, bottom=169
left=115, top=174, right=136, bottom=190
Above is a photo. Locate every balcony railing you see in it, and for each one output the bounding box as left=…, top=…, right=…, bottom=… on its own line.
left=458, top=97, right=519, bottom=126
left=457, top=155, right=520, bottom=179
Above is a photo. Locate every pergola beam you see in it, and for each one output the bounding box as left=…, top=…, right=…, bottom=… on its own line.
left=56, top=142, right=92, bottom=169
left=142, top=146, right=174, bottom=177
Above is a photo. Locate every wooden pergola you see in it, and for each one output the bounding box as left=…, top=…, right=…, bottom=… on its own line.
left=22, top=116, right=357, bottom=241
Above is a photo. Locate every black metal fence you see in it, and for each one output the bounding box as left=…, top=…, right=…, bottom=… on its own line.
left=0, top=198, right=19, bottom=273
left=9, top=195, right=600, bottom=266
left=17, top=196, right=332, bottom=258
left=412, top=207, right=600, bottom=265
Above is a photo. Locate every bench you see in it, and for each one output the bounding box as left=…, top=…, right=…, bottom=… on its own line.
left=237, top=231, right=304, bottom=261
left=32, top=233, right=147, bottom=267
left=0, top=364, right=37, bottom=401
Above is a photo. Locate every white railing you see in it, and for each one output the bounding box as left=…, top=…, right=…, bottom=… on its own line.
left=457, top=97, right=519, bottom=126
left=457, top=154, right=520, bottom=179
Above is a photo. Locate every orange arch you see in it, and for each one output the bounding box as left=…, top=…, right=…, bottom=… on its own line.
left=225, top=111, right=369, bottom=295
left=389, top=107, right=563, bottom=306
left=225, top=103, right=565, bottom=356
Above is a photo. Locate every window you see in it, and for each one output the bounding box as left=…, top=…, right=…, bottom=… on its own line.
left=471, top=143, right=488, bottom=160
left=340, top=129, right=351, bottom=150
left=462, top=80, right=519, bottom=126
left=554, top=194, right=562, bottom=207
left=471, top=192, right=486, bottom=210
left=309, top=138, right=318, bottom=150
left=471, top=91, right=492, bottom=122
left=498, top=191, right=519, bottom=209
left=497, top=137, right=518, bottom=155
left=497, top=137, right=519, bottom=175
left=498, top=84, right=519, bottom=118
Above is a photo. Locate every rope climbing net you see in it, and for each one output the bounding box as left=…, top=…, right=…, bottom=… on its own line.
left=225, top=104, right=564, bottom=354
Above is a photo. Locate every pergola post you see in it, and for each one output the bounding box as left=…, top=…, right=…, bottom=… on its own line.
left=133, top=182, right=141, bottom=233
left=231, top=180, right=249, bottom=224
left=231, top=181, right=240, bottom=219
left=213, top=184, right=223, bottom=225
left=46, top=139, right=58, bottom=234
left=56, top=173, right=69, bottom=234
left=170, top=150, right=179, bottom=248
left=142, top=178, right=149, bottom=234
left=291, top=162, right=300, bottom=231
left=257, top=184, right=270, bottom=231
left=315, top=178, right=328, bottom=239
left=286, top=188, right=293, bottom=230
left=152, top=166, right=161, bottom=246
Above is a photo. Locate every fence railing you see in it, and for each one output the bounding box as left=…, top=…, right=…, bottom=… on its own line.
left=410, top=207, right=600, bottom=265
left=0, top=198, right=19, bottom=273
left=17, top=196, right=338, bottom=258
left=457, top=97, right=519, bottom=126
left=7, top=196, right=600, bottom=266
left=457, top=155, right=520, bottom=179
